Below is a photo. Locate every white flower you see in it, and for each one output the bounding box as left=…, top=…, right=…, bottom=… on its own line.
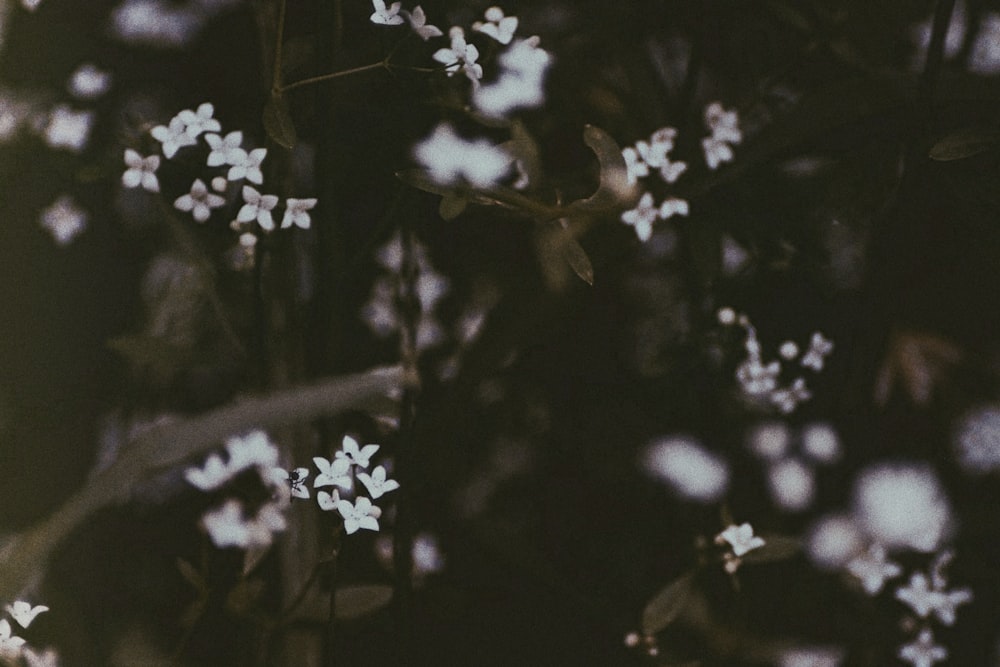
left=852, top=463, right=951, bottom=552
left=736, top=358, right=780, bottom=396
left=704, top=102, right=742, bottom=144
left=370, top=0, right=404, bottom=26
left=110, top=0, right=202, bottom=48
left=702, top=136, right=734, bottom=170
left=895, top=571, right=972, bottom=626
left=357, top=465, right=400, bottom=499
left=175, top=178, right=226, bottom=223
left=43, top=105, right=94, bottom=153
left=375, top=532, right=446, bottom=577
left=336, top=496, right=382, bottom=534
left=0, top=619, right=25, bottom=660
left=151, top=116, right=197, bottom=158
left=779, top=646, right=844, bottom=667
left=39, top=195, right=87, bottom=245
left=747, top=421, right=791, bottom=461
left=640, top=436, right=730, bottom=502
left=202, top=499, right=286, bottom=549
left=622, top=147, right=648, bottom=184
left=717, top=307, right=737, bottom=325
left=184, top=453, right=231, bottom=491
left=336, top=435, right=379, bottom=468
left=403, top=5, right=442, bottom=40
left=898, top=628, right=947, bottom=667
left=472, top=36, right=552, bottom=117
left=274, top=467, right=310, bottom=499
left=473, top=6, right=518, bottom=45
left=281, top=197, right=317, bottom=230
left=846, top=544, right=902, bottom=595
left=313, top=456, right=353, bottom=490
left=20, top=0, right=42, bottom=11
left=953, top=403, right=1000, bottom=474
left=237, top=185, right=279, bottom=231
left=122, top=149, right=161, bottom=192
left=433, top=27, right=483, bottom=84
left=204, top=130, right=244, bottom=167
left=768, top=457, right=815, bottom=512
left=5, top=601, right=49, bottom=629
left=658, top=158, right=687, bottom=184
left=22, top=647, right=60, bottom=667
left=225, top=430, right=279, bottom=472
left=226, top=147, right=267, bottom=185
left=805, top=514, right=864, bottom=570
left=770, top=377, right=812, bottom=414
left=317, top=489, right=340, bottom=511
left=716, top=523, right=765, bottom=557
left=68, top=63, right=112, bottom=100
left=801, top=422, right=841, bottom=463
left=779, top=341, right=799, bottom=360
left=413, top=123, right=511, bottom=188
left=658, top=197, right=689, bottom=219
left=621, top=192, right=660, bottom=242
left=177, top=102, right=221, bottom=138
left=801, top=332, right=834, bottom=371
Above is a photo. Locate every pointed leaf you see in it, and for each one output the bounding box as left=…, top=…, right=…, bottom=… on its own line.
left=176, top=558, right=207, bottom=593
left=929, top=127, right=1000, bottom=161
left=641, top=571, right=696, bottom=635
left=334, top=584, right=394, bottom=620
left=561, top=236, right=594, bottom=285
left=567, top=125, right=636, bottom=213
left=263, top=93, right=297, bottom=149
left=741, top=535, right=801, bottom=564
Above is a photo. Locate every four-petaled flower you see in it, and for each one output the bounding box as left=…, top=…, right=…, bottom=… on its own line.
left=184, top=453, right=231, bottom=491
left=716, top=523, right=766, bottom=557
left=659, top=197, right=689, bottom=219
left=621, top=192, right=660, bottom=242
left=357, top=465, right=400, bottom=499
left=847, top=544, right=902, bottom=595
left=175, top=178, right=226, bottom=223
left=151, top=116, right=197, bottom=159
left=370, top=0, right=404, bottom=25
left=5, top=602, right=48, bottom=629
left=227, top=147, right=268, bottom=185
left=336, top=435, right=380, bottom=469
left=433, top=27, right=483, bottom=85
left=313, top=456, right=353, bottom=490
left=473, top=6, right=518, bottom=45
left=275, top=467, right=311, bottom=499
left=40, top=195, right=87, bottom=246
left=801, top=332, right=834, bottom=371
left=178, top=102, right=221, bottom=138
left=336, top=496, right=382, bottom=534
left=281, top=197, right=317, bottom=230
left=205, top=130, right=245, bottom=167
left=404, top=5, right=442, bottom=40
left=898, top=628, right=947, bottom=667
left=122, top=149, right=160, bottom=192
left=0, top=619, right=26, bottom=660
left=237, top=185, right=279, bottom=230
left=895, top=571, right=973, bottom=626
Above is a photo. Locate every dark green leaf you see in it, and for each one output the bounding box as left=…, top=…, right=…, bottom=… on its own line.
left=439, top=193, right=468, bottom=220
left=741, top=535, right=801, bottom=564
left=263, top=93, right=297, bottom=149
left=641, top=571, right=696, bottom=635
left=929, top=128, right=1000, bottom=161
left=561, top=235, right=594, bottom=286
left=334, top=584, right=394, bottom=620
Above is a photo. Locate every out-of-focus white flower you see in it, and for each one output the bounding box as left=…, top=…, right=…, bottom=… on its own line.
left=852, top=463, right=951, bottom=553
left=748, top=421, right=791, bottom=461
left=237, top=185, right=279, bottom=231
left=895, top=570, right=972, bottom=626
left=375, top=532, right=446, bottom=578
left=779, top=341, right=799, bottom=360
left=357, top=465, right=400, bottom=499
left=22, top=647, right=60, bottom=667
left=225, top=431, right=279, bottom=473
left=413, top=123, right=510, bottom=188
left=621, top=192, right=660, bottom=242
left=313, top=456, right=353, bottom=490
left=5, top=602, right=48, bottom=629
left=801, top=332, right=834, bottom=371
left=801, top=422, right=841, bottom=463
left=847, top=544, right=902, bottom=595
left=403, top=5, right=442, bottom=40
left=43, top=105, right=94, bottom=153
left=0, top=619, right=25, bottom=660
left=473, top=6, right=518, bottom=44
left=212, top=176, right=229, bottom=192
left=337, top=496, right=381, bottom=534
left=122, top=149, right=160, bottom=192
left=953, top=403, right=1000, bottom=474
left=736, top=357, right=780, bottom=396
left=805, top=514, right=864, bottom=570
left=184, top=453, right=231, bottom=491
left=433, top=27, right=483, bottom=84
left=281, top=197, right=317, bottom=230
left=702, top=136, right=735, bottom=170
left=640, top=436, right=730, bottom=502
left=898, top=628, right=947, bottom=667
left=622, top=147, right=648, bottom=184
left=175, top=178, right=226, bottom=223
left=717, top=307, right=737, bottom=325
left=658, top=197, right=689, bottom=219
left=204, top=130, right=244, bottom=167
left=768, top=457, right=815, bottom=512
left=370, top=0, right=404, bottom=26
left=969, top=13, right=1000, bottom=74
left=779, top=646, right=844, bottom=667
left=226, top=147, right=267, bottom=185
left=68, top=63, right=112, bottom=100
left=716, top=522, right=765, bottom=557
left=704, top=102, right=742, bottom=144
left=336, top=435, right=379, bottom=469
left=658, top=158, right=687, bottom=184
left=202, top=499, right=287, bottom=549
left=20, top=0, right=42, bottom=12
left=151, top=116, right=197, bottom=158
left=110, top=0, right=202, bottom=48
left=771, top=377, right=812, bottom=414
left=274, top=467, right=310, bottom=499
left=177, top=102, right=220, bottom=138
left=473, top=36, right=552, bottom=117
left=39, top=195, right=87, bottom=245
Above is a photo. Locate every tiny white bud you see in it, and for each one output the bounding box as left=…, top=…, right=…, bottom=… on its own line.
left=779, top=340, right=799, bottom=360
left=717, top=307, right=736, bottom=325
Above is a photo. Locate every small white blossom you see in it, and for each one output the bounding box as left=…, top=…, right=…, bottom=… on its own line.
left=716, top=523, right=765, bottom=557
left=658, top=158, right=687, bottom=184
left=122, top=149, right=160, bottom=192
left=184, top=453, right=231, bottom=491
left=370, top=0, right=404, bottom=26
left=68, top=63, right=112, bottom=100
left=895, top=570, right=972, bottom=626
left=281, top=197, right=317, bottom=230
left=313, top=456, right=353, bottom=490
left=5, top=602, right=49, bottom=629
left=702, top=135, right=735, bottom=170
left=717, top=307, right=737, bottom=325
left=898, top=628, right=947, bottom=667
left=472, top=36, right=552, bottom=117
left=336, top=496, right=382, bottom=534
left=658, top=197, right=689, bottom=219
left=736, top=358, right=780, bottom=396
left=768, top=457, right=815, bottom=512
left=43, top=105, right=94, bottom=153
left=202, top=499, right=286, bottom=549
left=852, top=463, right=951, bottom=553
left=953, top=403, right=1000, bottom=473
left=0, top=619, right=25, bottom=660
left=770, top=377, right=812, bottom=414
left=317, top=489, right=340, bottom=511
left=847, top=544, right=902, bottom=595
left=226, top=147, right=267, bottom=185
left=704, top=102, right=743, bottom=144
left=801, top=422, right=841, bottom=463
left=336, top=435, right=380, bottom=468
left=621, top=191, right=660, bottom=242
left=22, top=647, right=60, bottom=667
left=413, top=123, right=510, bottom=188
left=805, top=514, right=864, bottom=570
left=801, top=332, right=834, bottom=371
left=175, top=178, right=226, bottom=223
left=225, top=430, right=279, bottom=472
left=39, top=195, right=87, bottom=245
left=151, top=116, right=197, bottom=158
left=177, top=102, right=221, bottom=138
left=237, top=185, right=279, bottom=231
left=747, top=421, right=791, bottom=461
left=641, top=436, right=730, bottom=502
left=433, top=27, right=483, bottom=84
left=274, top=467, right=311, bottom=499
left=357, top=465, right=400, bottom=499
left=473, top=6, right=518, bottom=45
left=204, top=130, right=244, bottom=167
left=403, top=5, right=442, bottom=40
left=622, top=147, right=648, bottom=184
left=779, top=341, right=799, bottom=360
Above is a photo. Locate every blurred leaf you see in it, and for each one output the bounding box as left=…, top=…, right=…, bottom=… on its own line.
left=263, top=93, right=297, bottom=149
left=439, top=193, right=468, bottom=220
left=561, top=237, right=594, bottom=286
left=567, top=125, right=636, bottom=213
left=536, top=221, right=594, bottom=289
left=929, top=127, right=1000, bottom=161
left=741, top=535, right=801, bottom=563
left=108, top=334, right=189, bottom=383
left=334, top=585, right=394, bottom=620
left=176, top=558, right=207, bottom=594
left=500, top=121, right=544, bottom=190
left=641, top=570, right=696, bottom=636
left=227, top=578, right=266, bottom=616
left=243, top=543, right=272, bottom=575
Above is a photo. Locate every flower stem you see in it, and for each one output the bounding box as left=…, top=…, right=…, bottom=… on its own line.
left=281, top=61, right=386, bottom=93
left=272, top=0, right=287, bottom=93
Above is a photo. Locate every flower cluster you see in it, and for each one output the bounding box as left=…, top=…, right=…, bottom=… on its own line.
left=273, top=435, right=399, bottom=535
left=717, top=307, right=833, bottom=414
left=0, top=600, right=55, bottom=666
left=894, top=552, right=972, bottom=666
left=619, top=127, right=689, bottom=241
left=746, top=421, right=841, bottom=512
left=701, top=101, right=742, bottom=170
